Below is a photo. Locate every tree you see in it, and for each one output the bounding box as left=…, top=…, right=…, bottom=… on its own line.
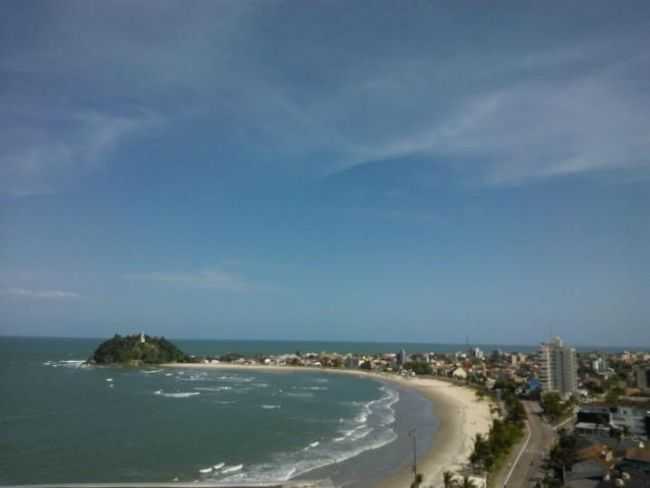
left=548, top=430, right=578, bottom=483
left=442, top=471, right=456, bottom=488
left=403, top=361, right=433, bottom=375
left=410, top=473, right=423, bottom=488
left=459, top=476, right=477, bottom=488
left=605, top=386, right=624, bottom=404
left=540, top=392, right=565, bottom=421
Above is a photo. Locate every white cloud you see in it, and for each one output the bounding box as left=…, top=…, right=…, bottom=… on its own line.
left=0, top=106, right=162, bottom=196
left=328, top=56, right=650, bottom=185
left=0, top=288, right=81, bottom=299
left=125, top=269, right=252, bottom=292
left=2, top=3, right=648, bottom=192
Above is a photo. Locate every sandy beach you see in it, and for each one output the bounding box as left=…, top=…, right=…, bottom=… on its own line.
left=165, top=363, right=494, bottom=488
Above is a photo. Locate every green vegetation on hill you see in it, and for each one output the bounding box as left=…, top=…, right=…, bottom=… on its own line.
left=403, top=361, right=433, bottom=375
left=91, top=334, right=188, bottom=365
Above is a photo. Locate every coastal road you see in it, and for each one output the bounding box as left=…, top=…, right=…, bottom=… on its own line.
left=494, top=401, right=556, bottom=488
left=0, top=482, right=334, bottom=488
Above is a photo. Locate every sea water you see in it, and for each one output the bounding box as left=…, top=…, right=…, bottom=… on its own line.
left=0, top=337, right=425, bottom=486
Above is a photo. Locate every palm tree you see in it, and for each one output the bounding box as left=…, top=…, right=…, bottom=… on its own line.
left=459, top=476, right=477, bottom=488
left=442, top=471, right=456, bottom=488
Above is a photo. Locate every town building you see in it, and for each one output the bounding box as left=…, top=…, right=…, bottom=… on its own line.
left=634, top=366, right=650, bottom=393
left=539, top=336, right=578, bottom=399
left=577, top=403, right=650, bottom=439
left=470, top=347, right=485, bottom=360
left=592, top=357, right=609, bottom=374
left=397, top=348, right=408, bottom=366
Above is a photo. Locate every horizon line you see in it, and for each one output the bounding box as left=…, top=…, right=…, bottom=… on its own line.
left=1, top=334, right=649, bottom=351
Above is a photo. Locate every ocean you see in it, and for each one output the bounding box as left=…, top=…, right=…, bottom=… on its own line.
left=0, top=337, right=438, bottom=487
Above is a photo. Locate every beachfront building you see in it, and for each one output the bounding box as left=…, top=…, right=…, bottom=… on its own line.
left=634, top=366, right=650, bottom=393
left=539, top=336, right=577, bottom=399
left=397, top=348, right=408, bottom=366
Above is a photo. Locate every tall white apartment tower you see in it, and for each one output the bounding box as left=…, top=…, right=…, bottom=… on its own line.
left=539, top=337, right=577, bottom=399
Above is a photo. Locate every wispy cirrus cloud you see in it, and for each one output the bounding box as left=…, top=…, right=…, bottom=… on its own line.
left=125, top=269, right=252, bottom=293
left=0, top=288, right=81, bottom=299
left=2, top=1, right=649, bottom=193
left=345, top=65, right=650, bottom=185
left=0, top=104, right=162, bottom=196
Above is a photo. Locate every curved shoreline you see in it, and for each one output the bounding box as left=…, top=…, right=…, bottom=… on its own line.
left=163, top=363, right=493, bottom=488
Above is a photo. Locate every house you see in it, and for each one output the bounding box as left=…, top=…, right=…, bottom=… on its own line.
left=577, top=402, right=650, bottom=439
left=593, top=469, right=650, bottom=487
left=620, top=448, right=650, bottom=474
left=575, top=422, right=611, bottom=438
left=565, top=459, right=609, bottom=488
left=577, top=443, right=613, bottom=464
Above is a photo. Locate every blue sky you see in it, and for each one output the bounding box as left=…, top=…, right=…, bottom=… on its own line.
left=1, top=1, right=649, bottom=346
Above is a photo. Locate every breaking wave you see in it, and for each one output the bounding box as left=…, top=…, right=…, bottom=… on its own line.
left=154, top=390, right=200, bottom=398
left=211, top=384, right=399, bottom=484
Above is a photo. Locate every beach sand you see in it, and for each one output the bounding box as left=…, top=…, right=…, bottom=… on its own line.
left=164, top=363, right=493, bottom=488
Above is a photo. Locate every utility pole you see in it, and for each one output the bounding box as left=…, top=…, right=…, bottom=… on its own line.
left=409, top=428, right=417, bottom=486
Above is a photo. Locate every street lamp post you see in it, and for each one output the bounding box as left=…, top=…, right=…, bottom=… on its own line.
left=409, top=428, right=417, bottom=486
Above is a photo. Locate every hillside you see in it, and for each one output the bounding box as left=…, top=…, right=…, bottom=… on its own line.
left=91, top=334, right=188, bottom=365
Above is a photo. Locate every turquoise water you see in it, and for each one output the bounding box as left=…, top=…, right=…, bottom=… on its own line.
left=0, top=338, right=403, bottom=485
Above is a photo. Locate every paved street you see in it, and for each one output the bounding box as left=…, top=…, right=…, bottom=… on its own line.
left=492, top=401, right=557, bottom=488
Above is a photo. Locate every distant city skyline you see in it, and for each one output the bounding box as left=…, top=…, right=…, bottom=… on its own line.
left=1, top=2, right=649, bottom=345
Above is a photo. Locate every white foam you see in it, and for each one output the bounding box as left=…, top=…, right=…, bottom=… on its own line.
left=199, top=467, right=213, bottom=474
left=286, top=392, right=314, bottom=398
left=354, top=412, right=368, bottom=423
left=106, top=378, right=113, bottom=382
left=213, top=463, right=225, bottom=470
left=154, top=390, right=200, bottom=398
left=142, top=369, right=163, bottom=374
left=350, top=427, right=374, bottom=441
left=233, top=385, right=400, bottom=484
left=45, top=359, right=87, bottom=369
left=218, top=375, right=255, bottom=383
left=242, top=427, right=397, bottom=483
left=193, top=386, right=232, bottom=392
left=189, top=380, right=400, bottom=485
left=178, top=372, right=209, bottom=382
